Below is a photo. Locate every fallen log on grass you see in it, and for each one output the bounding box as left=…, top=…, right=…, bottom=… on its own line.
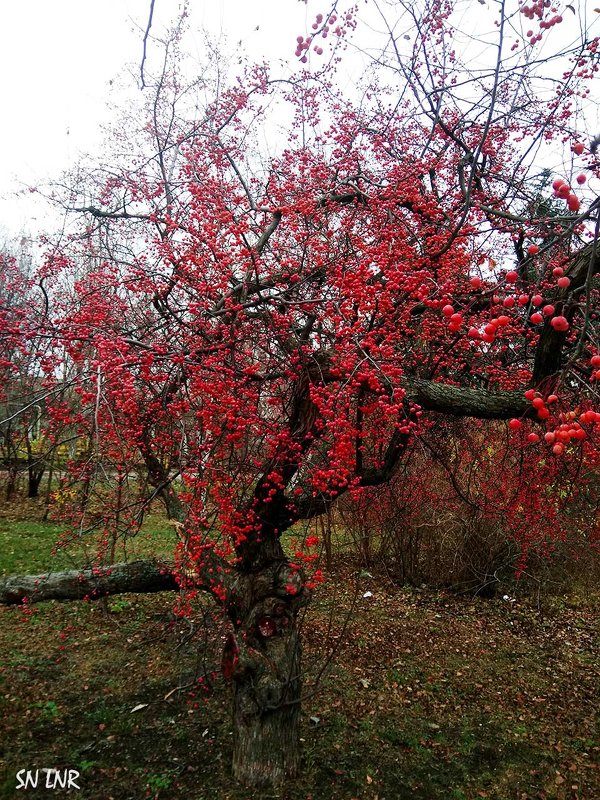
left=0, top=560, right=178, bottom=606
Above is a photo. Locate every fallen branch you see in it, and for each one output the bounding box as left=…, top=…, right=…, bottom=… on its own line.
left=0, top=560, right=178, bottom=606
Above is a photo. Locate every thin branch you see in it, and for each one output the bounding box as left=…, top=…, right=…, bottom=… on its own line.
left=140, top=0, right=156, bottom=90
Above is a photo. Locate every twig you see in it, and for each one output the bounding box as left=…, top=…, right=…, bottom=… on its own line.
left=140, top=0, right=156, bottom=90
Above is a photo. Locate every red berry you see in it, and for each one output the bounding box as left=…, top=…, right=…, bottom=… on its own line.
left=524, top=389, right=536, bottom=400
left=531, top=294, right=543, bottom=306
left=576, top=173, right=586, bottom=185
left=508, top=418, right=522, bottom=430
left=567, top=193, right=580, bottom=212
left=530, top=312, right=543, bottom=324
left=470, top=276, right=482, bottom=289
left=591, top=355, right=600, bottom=367
left=557, top=277, right=570, bottom=289
left=551, top=315, right=569, bottom=331
left=442, top=304, right=454, bottom=317
left=543, top=304, right=555, bottom=316
left=532, top=397, right=545, bottom=409
left=573, top=142, right=585, bottom=155
left=505, top=270, right=518, bottom=283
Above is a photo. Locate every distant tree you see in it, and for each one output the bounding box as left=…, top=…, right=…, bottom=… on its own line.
left=2, top=0, right=600, bottom=787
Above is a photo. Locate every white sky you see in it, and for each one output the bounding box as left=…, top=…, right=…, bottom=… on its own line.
left=0, top=1, right=598, bottom=240
left=0, top=0, right=312, bottom=238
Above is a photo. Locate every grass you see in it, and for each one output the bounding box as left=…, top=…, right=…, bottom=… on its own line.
left=0, top=505, right=599, bottom=799
left=0, top=499, right=175, bottom=576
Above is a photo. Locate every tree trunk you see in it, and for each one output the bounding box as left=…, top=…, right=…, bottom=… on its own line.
left=0, top=560, right=178, bottom=605
left=225, top=562, right=308, bottom=787
left=27, top=466, right=44, bottom=498
left=232, top=627, right=302, bottom=786
left=5, top=463, right=18, bottom=500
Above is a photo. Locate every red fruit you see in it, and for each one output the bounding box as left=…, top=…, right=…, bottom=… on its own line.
left=547, top=394, right=558, bottom=404
left=532, top=397, right=545, bottom=409
left=543, top=304, right=555, bottom=316
left=552, top=443, right=564, bottom=455
left=484, top=323, right=497, bottom=336
left=576, top=173, right=586, bottom=185
left=552, top=177, right=566, bottom=191
left=557, top=184, right=571, bottom=199
left=552, top=266, right=564, bottom=277
left=505, top=270, right=518, bottom=283
left=527, top=432, right=540, bottom=443
left=527, top=244, right=540, bottom=255
left=573, top=142, right=585, bottom=155
left=468, top=327, right=480, bottom=338
left=530, top=312, right=543, bottom=324
left=508, top=418, right=522, bottom=430
left=470, top=276, right=482, bottom=289
left=531, top=294, right=543, bottom=306
left=496, top=315, right=510, bottom=326
left=503, top=297, right=516, bottom=308
left=538, top=407, right=550, bottom=419
left=544, top=431, right=556, bottom=443
left=518, top=294, right=530, bottom=306
left=551, top=315, right=569, bottom=331
left=567, top=193, right=581, bottom=212
left=557, top=277, right=570, bottom=289
left=591, top=355, right=600, bottom=367
left=524, top=389, right=536, bottom=400
left=442, top=304, right=454, bottom=317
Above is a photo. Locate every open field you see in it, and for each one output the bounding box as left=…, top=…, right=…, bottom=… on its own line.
left=0, top=507, right=598, bottom=800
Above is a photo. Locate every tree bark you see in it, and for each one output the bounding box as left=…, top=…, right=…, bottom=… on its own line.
left=27, top=465, right=44, bottom=498
left=0, top=560, right=177, bottom=605
left=225, top=562, right=308, bottom=786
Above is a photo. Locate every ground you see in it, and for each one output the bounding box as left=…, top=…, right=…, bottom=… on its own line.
left=0, top=505, right=598, bottom=799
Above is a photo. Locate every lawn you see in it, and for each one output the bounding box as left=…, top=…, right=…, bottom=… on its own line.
left=0, top=508, right=598, bottom=799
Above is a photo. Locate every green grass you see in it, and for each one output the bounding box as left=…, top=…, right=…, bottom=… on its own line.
left=0, top=512, right=175, bottom=576
left=0, top=519, right=65, bottom=574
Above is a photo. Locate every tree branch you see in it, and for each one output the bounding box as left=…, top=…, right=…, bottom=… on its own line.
left=0, top=560, right=176, bottom=606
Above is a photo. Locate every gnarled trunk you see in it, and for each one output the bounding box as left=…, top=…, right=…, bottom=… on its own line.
left=232, top=626, right=301, bottom=786
left=224, top=560, right=308, bottom=787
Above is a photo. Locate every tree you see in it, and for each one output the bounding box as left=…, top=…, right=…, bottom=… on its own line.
left=2, top=0, right=600, bottom=787
left=0, top=245, right=57, bottom=500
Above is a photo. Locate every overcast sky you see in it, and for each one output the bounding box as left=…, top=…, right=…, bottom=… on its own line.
left=1, top=1, right=598, bottom=241
left=0, top=0, right=313, bottom=238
